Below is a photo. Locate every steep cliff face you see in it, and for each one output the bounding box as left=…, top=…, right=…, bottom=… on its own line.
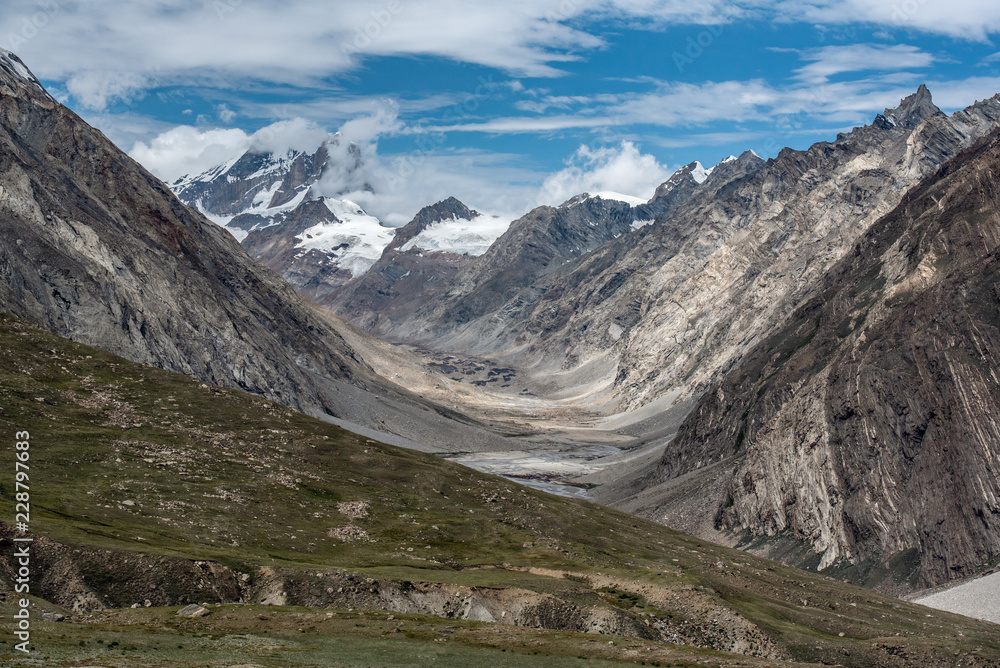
left=658, top=127, right=1000, bottom=591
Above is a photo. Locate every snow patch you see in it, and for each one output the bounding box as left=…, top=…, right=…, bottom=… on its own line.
left=631, top=219, right=653, bottom=231
left=400, top=214, right=512, bottom=256
left=173, top=154, right=243, bottom=192
left=0, top=49, right=34, bottom=83
left=591, top=191, right=648, bottom=206
left=226, top=227, right=249, bottom=242
left=295, top=198, right=393, bottom=276
left=690, top=162, right=713, bottom=184
left=246, top=150, right=303, bottom=181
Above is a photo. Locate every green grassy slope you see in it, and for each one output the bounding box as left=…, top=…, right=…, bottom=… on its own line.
left=0, top=312, right=997, bottom=667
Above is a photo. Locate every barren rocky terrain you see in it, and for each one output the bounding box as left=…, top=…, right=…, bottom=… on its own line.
left=635, top=121, right=1000, bottom=593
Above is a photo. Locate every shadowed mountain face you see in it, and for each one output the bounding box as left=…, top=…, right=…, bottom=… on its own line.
left=0, top=50, right=368, bottom=415
left=653, top=127, right=1000, bottom=592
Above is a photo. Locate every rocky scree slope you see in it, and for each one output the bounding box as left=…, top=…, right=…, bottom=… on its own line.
left=649, top=125, right=1000, bottom=593
left=2, top=311, right=999, bottom=667
left=347, top=88, right=1000, bottom=420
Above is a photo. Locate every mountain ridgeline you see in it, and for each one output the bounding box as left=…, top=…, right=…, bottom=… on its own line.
left=656, top=123, right=1000, bottom=591
left=0, top=50, right=365, bottom=415
left=12, top=47, right=1000, bottom=666
left=331, top=87, right=1000, bottom=417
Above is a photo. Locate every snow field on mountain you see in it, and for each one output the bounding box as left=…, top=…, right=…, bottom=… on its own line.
left=400, top=214, right=514, bottom=256
left=296, top=198, right=395, bottom=275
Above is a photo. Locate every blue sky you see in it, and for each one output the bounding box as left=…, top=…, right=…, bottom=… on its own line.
left=4, top=0, right=1000, bottom=223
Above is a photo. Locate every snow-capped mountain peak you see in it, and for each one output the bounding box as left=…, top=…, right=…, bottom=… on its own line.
left=399, top=212, right=513, bottom=256
left=295, top=198, right=393, bottom=276
left=690, top=161, right=712, bottom=184
left=170, top=137, right=390, bottom=297
left=590, top=191, right=649, bottom=206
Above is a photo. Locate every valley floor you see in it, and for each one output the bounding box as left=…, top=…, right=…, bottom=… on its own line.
left=333, top=314, right=687, bottom=498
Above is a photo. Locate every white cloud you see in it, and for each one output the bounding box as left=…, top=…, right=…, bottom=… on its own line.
left=74, top=110, right=177, bottom=155
left=0, top=0, right=608, bottom=109
left=64, top=70, right=148, bottom=110
left=314, top=109, right=542, bottom=224
left=336, top=104, right=403, bottom=146
left=434, top=68, right=1000, bottom=140
left=433, top=114, right=614, bottom=133
left=247, top=118, right=333, bottom=155
left=617, top=80, right=780, bottom=127
left=538, top=141, right=672, bottom=205
left=330, top=150, right=542, bottom=227
left=217, top=104, right=237, bottom=123
left=794, top=44, right=935, bottom=84
left=129, top=126, right=252, bottom=183
left=768, top=0, right=1000, bottom=41
left=129, top=108, right=539, bottom=226
left=0, top=0, right=998, bottom=115
left=129, top=117, right=351, bottom=182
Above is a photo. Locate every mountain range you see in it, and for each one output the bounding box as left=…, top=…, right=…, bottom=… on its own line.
left=3, top=44, right=1000, bottom=664
left=172, top=141, right=513, bottom=307
left=0, top=47, right=535, bottom=455
left=312, top=85, right=1000, bottom=593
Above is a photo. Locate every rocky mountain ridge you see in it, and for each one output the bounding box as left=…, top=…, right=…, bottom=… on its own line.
left=325, top=85, right=1000, bottom=591
left=8, top=42, right=1000, bottom=606
left=0, top=55, right=366, bottom=415
left=173, top=138, right=516, bottom=303
left=642, top=122, right=1000, bottom=591
left=173, top=138, right=399, bottom=294
left=330, top=165, right=706, bottom=340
